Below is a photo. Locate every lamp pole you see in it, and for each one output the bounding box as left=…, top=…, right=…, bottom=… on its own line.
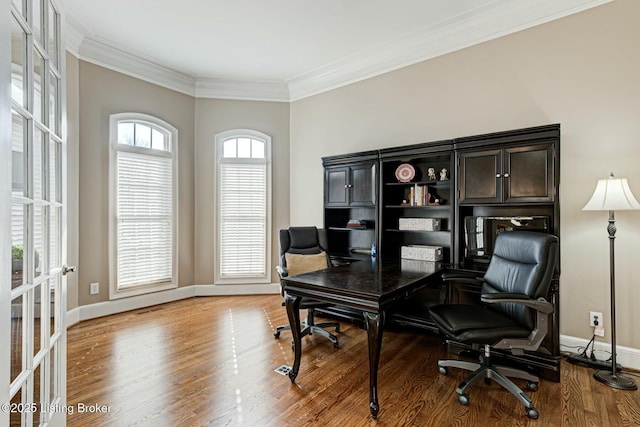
left=583, top=173, right=638, bottom=390
left=592, top=209, right=637, bottom=390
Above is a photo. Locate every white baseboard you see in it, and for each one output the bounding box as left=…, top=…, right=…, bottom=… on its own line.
left=194, top=283, right=281, bottom=296
left=66, top=283, right=280, bottom=325
left=560, top=334, right=640, bottom=371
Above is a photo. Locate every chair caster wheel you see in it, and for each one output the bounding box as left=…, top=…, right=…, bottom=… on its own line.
left=526, top=381, right=539, bottom=391
left=335, top=325, right=340, bottom=333
left=333, top=342, right=339, bottom=348
left=526, top=407, right=539, bottom=419
left=438, top=366, right=448, bottom=375
left=274, top=331, right=280, bottom=338
left=457, top=393, right=469, bottom=406
left=484, top=378, right=491, bottom=385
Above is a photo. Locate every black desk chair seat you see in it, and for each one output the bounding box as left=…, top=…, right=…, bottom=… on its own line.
left=428, top=231, right=558, bottom=420
left=273, top=227, right=340, bottom=348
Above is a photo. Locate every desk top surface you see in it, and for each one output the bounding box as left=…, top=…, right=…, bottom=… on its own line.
left=282, top=259, right=442, bottom=311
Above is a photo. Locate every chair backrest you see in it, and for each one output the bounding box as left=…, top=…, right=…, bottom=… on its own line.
left=482, top=231, right=558, bottom=329
left=279, top=227, right=330, bottom=276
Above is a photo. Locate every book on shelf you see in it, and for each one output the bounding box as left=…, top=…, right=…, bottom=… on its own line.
left=406, top=184, right=444, bottom=206
left=346, top=219, right=369, bottom=229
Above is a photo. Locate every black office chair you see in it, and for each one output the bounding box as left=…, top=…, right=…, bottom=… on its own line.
left=273, top=227, right=340, bottom=348
left=428, top=231, right=558, bottom=419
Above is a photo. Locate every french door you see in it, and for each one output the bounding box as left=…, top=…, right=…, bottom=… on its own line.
left=3, top=0, right=69, bottom=426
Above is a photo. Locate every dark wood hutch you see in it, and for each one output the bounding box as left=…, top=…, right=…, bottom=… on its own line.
left=319, top=124, right=561, bottom=381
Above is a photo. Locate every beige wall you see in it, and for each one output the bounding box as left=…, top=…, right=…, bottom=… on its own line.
left=290, top=0, right=640, bottom=349
left=72, top=62, right=289, bottom=305
left=77, top=62, right=195, bottom=306
left=193, top=98, right=290, bottom=284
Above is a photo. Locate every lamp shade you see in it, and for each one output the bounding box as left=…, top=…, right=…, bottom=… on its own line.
left=583, top=173, right=640, bottom=211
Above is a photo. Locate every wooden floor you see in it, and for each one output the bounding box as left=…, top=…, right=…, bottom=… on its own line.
left=67, top=295, right=640, bottom=426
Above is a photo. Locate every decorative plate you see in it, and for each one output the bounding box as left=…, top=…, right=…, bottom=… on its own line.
left=395, top=163, right=415, bottom=182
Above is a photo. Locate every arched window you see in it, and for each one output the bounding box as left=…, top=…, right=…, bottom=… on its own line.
left=109, top=113, right=178, bottom=298
left=215, top=130, right=272, bottom=284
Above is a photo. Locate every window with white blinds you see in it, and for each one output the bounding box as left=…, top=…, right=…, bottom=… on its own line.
left=215, top=131, right=272, bottom=284
left=109, top=113, right=178, bottom=299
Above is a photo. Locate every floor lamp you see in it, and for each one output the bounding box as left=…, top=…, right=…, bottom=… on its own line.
left=583, top=172, right=639, bottom=390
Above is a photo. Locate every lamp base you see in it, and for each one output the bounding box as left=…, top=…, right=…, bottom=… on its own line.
left=594, top=370, right=638, bottom=390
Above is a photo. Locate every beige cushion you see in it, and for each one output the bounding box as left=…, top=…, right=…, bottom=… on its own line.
left=285, top=252, right=328, bottom=276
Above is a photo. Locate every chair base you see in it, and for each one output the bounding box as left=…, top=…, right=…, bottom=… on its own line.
left=438, top=350, right=540, bottom=419
left=274, top=308, right=339, bottom=348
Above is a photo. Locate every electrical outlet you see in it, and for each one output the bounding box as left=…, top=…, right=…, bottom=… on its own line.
left=590, top=311, right=603, bottom=327
left=90, top=282, right=99, bottom=295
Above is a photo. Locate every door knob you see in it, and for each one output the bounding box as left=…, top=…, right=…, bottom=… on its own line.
left=62, top=265, right=77, bottom=276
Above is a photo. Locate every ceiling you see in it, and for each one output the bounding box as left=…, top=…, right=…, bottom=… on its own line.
left=62, top=0, right=610, bottom=101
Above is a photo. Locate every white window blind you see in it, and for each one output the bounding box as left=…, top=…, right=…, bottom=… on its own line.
left=219, top=162, right=267, bottom=278
left=116, top=151, right=173, bottom=289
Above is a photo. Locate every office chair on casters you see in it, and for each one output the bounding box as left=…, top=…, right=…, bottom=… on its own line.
left=273, top=227, right=340, bottom=348
left=428, top=231, right=558, bottom=420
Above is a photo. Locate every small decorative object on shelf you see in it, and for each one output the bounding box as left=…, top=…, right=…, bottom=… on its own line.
left=440, top=168, right=448, bottom=181
left=427, top=192, right=442, bottom=206
left=395, top=163, right=415, bottom=182
left=427, top=167, right=437, bottom=181
left=401, top=244, right=443, bottom=261
left=399, top=218, right=440, bottom=231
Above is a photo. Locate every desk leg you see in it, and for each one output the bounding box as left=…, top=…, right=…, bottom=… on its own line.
left=285, top=293, right=302, bottom=383
left=364, top=311, right=385, bottom=419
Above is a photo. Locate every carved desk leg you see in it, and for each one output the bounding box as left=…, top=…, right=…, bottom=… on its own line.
left=364, top=311, right=385, bottom=419
left=285, top=293, right=302, bottom=383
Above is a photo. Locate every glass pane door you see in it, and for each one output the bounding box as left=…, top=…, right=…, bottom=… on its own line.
left=4, top=1, right=66, bottom=426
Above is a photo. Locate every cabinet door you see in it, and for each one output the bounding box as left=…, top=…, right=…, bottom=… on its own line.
left=458, top=149, right=502, bottom=204
left=504, top=144, right=554, bottom=203
left=349, top=163, right=376, bottom=206
left=325, top=167, right=349, bottom=206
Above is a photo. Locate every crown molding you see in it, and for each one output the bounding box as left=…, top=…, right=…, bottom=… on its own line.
left=77, top=37, right=197, bottom=97
left=62, top=0, right=611, bottom=102
left=196, top=78, right=289, bottom=102
left=287, top=0, right=612, bottom=101
left=62, top=13, right=84, bottom=58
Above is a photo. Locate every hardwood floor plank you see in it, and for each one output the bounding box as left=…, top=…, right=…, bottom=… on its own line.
left=67, top=295, right=640, bottom=426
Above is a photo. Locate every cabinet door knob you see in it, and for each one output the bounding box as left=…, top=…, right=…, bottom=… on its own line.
left=495, top=173, right=501, bottom=178
left=504, top=173, right=510, bottom=178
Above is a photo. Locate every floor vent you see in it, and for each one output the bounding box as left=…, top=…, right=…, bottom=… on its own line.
left=274, top=365, right=292, bottom=376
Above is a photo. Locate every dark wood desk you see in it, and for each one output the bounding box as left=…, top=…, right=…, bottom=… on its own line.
left=282, top=259, right=441, bottom=418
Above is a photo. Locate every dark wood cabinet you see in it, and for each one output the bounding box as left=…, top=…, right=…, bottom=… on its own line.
left=325, top=162, right=376, bottom=207
left=504, top=144, right=554, bottom=203
left=325, top=167, right=349, bottom=206
left=320, top=124, right=561, bottom=381
left=323, top=151, right=378, bottom=258
left=458, top=143, right=555, bottom=204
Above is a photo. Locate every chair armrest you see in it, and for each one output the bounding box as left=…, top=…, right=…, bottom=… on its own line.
left=441, top=271, right=483, bottom=286
left=275, top=265, right=288, bottom=279
left=481, top=293, right=554, bottom=315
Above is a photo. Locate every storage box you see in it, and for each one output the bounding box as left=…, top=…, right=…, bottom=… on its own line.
left=399, top=218, right=440, bottom=231
left=400, top=245, right=443, bottom=261
left=400, top=259, right=442, bottom=274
